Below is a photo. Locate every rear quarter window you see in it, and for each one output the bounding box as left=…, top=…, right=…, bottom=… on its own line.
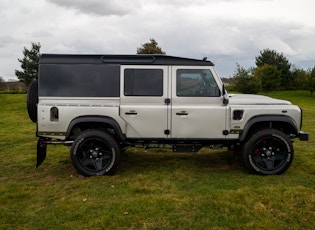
left=39, top=64, right=120, bottom=97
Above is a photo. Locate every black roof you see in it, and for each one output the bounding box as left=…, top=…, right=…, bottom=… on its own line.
left=40, top=54, right=214, bottom=66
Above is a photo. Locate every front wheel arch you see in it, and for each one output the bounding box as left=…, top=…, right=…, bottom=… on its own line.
left=239, top=115, right=298, bottom=142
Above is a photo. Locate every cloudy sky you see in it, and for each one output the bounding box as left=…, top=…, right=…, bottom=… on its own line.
left=1, top=0, right=314, bottom=81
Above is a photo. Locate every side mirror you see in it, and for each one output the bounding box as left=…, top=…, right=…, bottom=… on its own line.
left=222, top=85, right=229, bottom=105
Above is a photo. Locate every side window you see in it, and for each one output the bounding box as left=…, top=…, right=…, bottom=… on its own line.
left=124, top=69, right=163, bottom=96
left=176, top=69, right=220, bottom=97
left=39, top=64, right=120, bottom=97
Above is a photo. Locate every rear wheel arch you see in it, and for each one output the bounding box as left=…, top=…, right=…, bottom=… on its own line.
left=66, top=116, right=125, bottom=142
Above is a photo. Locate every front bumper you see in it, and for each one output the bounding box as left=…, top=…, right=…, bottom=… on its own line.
left=299, top=131, right=309, bottom=141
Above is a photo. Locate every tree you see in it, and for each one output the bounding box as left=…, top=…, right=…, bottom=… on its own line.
left=137, top=38, right=166, bottom=54
left=15, top=42, right=41, bottom=86
left=255, top=49, right=292, bottom=89
left=308, top=67, right=315, bottom=97
left=0, top=77, right=4, bottom=90
left=232, top=63, right=261, bottom=94
left=253, top=64, right=281, bottom=91
left=291, top=68, right=309, bottom=90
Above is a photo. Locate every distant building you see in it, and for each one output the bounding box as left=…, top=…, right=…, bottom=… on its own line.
left=0, top=81, right=26, bottom=91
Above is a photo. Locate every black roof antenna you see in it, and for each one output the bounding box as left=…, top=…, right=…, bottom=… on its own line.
left=203, top=57, right=207, bottom=61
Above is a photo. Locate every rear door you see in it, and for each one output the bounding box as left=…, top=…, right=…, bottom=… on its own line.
left=120, top=65, right=170, bottom=138
left=171, top=66, right=227, bottom=139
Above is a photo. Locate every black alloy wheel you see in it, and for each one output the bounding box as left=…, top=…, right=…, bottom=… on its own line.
left=70, top=130, right=120, bottom=176
left=243, top=129, right=294, bottom=175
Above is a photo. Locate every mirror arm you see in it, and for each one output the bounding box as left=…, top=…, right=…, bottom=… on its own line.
left=222, top=84, right=229, bottom=105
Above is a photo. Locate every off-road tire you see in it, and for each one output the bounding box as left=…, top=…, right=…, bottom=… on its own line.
left=27, top=80, right=38, bottom=123
left=70, top=130, right=121, bottom=176
left=243, top=129, right=293, bottom=175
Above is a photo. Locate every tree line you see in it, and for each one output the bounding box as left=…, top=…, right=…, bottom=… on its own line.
left=15, top=41, right=315, bottom=96
left=231, top=49, right=315, bottom=96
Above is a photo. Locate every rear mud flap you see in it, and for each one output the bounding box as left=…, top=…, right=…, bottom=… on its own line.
left=36, top=138, right=47, bottom=168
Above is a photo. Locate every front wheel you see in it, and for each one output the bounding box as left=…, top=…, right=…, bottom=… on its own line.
left=70, top=130, right=121, bottom=176
left=242, top=129, right=294, bottom=175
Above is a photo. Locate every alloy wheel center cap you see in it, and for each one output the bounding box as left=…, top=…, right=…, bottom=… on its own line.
left=265, top=150, right=272, bottom=157
left=92, top=151, right=99, bottom=158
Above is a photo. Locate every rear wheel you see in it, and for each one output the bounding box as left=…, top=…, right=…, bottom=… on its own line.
left=70, top=130, right=121, bottom=176
left=243, top=129, right=293, bottom=175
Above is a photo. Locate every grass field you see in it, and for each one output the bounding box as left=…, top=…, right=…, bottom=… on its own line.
left=0, top=91, right=314, bottom=229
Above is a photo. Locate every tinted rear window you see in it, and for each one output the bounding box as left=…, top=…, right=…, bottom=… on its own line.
left=39, top=64, right=120, bottom=97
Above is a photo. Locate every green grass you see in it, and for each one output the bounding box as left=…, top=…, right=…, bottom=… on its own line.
left=0, top=92, right=314, bottom=229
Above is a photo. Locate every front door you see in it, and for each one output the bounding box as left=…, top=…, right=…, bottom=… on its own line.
left=171, top=66, right=227, bottom=139
left=120, top=65, right=170, bottom=138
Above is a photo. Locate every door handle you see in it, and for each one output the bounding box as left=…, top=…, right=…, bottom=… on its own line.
left=125, top=111, right=137, bottom=115
left=176, top=111, right=188, bottom=116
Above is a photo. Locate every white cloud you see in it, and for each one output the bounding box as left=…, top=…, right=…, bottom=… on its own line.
left=47, top=0, right=141, bottom=16
left=0, top=0, right=315, bottom=79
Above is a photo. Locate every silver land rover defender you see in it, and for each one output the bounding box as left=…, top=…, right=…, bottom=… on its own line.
left=27, top=54, right=309, bottom=176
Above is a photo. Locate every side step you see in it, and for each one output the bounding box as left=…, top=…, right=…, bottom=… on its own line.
left=173, top=145, right=203, bottom=152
